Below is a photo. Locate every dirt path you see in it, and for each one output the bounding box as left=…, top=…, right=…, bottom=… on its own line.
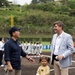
left=0, top=52, right=75, bottom=75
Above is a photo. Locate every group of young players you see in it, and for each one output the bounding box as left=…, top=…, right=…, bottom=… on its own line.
left=21, top=41, right=43, bottom=55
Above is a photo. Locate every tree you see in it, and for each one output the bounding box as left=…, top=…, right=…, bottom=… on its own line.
left=62, top=0, right=68, bottom=4
left=39, top=0, right=54, bottom=3
left=0, top=0, right=9, bottom=7
left=31, top=0, right=54, bottom=4
left=31, top=0, right=38, bottom=4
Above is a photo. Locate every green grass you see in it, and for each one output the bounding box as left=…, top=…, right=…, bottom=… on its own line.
left=42, top=42, right=50, bottom=45
left=42, top=50, right=51, bottom=52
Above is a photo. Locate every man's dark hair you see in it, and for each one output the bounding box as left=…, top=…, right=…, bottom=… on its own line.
left=0, top=37, right=2, bottom=41
left=53, top=21, right=64, bottom=29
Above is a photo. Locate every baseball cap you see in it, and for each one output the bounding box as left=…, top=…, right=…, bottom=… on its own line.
left=9, top=26, right=20, bottom=35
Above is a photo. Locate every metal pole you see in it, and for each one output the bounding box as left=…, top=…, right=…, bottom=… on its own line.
left=10, top=15, right=14, bottom=27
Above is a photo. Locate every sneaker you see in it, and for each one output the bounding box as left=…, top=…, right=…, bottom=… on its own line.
left=0, top=64, right=4, bottom=67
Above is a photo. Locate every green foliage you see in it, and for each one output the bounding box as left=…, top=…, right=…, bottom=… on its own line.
left=31, top=0, right=54, bottom=4
left=0, top=0, right=9, bottom=7
left=31, top=0, right=38, bottom=4
left=68, top=0, right=75, bottom=9
left=0, top=0, right=75, bottom=38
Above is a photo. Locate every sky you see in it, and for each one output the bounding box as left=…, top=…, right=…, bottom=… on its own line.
left=8, top=0, right=32, bottom=5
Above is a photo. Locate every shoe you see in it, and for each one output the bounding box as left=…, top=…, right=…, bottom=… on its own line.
left=0, top=64, right=4, bottom=67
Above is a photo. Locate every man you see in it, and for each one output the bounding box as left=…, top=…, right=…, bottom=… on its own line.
left=39, top=42, right=43, bottom=55
left=4, top=26, right=34, bottom=75
left=33, top=42, right=37, bottom=55
left=26, top=41, right=31, bottom=54
left=0, top=37, right=4, bottom=67
left=51, top=21, right=74, bottom=75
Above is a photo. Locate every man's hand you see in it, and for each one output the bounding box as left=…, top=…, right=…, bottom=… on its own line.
left=56, top=55, right=64, bottom=60
left=7, top=61, right=13, bottom=72
left=36, top=73, right=39, bottom=75
left=26, top=55, right=35, bottom=63
left=28, top=57, right=35, bottom=63
left=8, top=65, right=13, bottom=72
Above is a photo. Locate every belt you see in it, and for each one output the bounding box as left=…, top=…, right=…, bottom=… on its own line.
left=0, top=50, right=3, bottom=52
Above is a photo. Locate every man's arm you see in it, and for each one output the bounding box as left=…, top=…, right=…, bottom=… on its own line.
left=4, top=42, right=13, bottom=71
left=21, top=48, right=34, bottom=63
left=56, top=35, right=75, bottom=60
left=62, top=35, right=75, bottom=58
left=4, top=42, right=11, bottom=61
left=7, top=61, right=13, bottom=71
